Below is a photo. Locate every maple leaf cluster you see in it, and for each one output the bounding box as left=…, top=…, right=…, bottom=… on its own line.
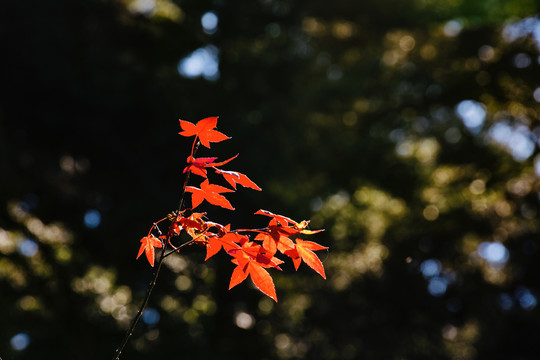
left=136, top=117, right=326, bottom=301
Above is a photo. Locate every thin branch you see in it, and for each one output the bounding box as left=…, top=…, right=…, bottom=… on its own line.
left=164, top=239, right=195, bottom=258
left=111, top=247, right=166, bottom=360
left=112, top=141, right=201, bottom=359
left=232, top=228, right=268, bottom=233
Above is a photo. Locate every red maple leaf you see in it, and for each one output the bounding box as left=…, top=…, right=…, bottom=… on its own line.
left=169, top=212, right=207, bottom=236
left=186, top=179, right=235, bottom=210
left=205, top=231, right=241, bottom=260
left=136, top=236, right=163, bottom=267
left=215, top=169, right=262, bottom=191
left=254, top=223, right=296, bottom=257
left=209, top=154, right=238, bottom=167
left=256, top=209, right=324, bottom=235
left=229, top=262, right=277, bottom=301
left=183, top=156, right=217, bottom=177
left=183, top=154, right=239, bottom=178
left=228, top=239, right=282, bottom=301
left=255, top=209, right=296, bottom=226
left=284, top=238, right=328, bottom=279
left=178, top=117, right=230, bottom=148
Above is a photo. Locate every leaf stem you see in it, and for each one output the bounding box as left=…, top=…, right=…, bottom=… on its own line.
left=178, top=140, right=200, bottom=213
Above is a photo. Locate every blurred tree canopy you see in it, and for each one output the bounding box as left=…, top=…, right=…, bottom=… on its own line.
left=1, top=0, right=540, bottom=359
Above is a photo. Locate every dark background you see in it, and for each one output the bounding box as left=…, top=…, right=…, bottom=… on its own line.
left=1, top=0, right=540, bottom=359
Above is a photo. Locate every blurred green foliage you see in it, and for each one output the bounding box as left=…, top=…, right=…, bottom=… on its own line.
left=1, top=0, right=540, bottom=359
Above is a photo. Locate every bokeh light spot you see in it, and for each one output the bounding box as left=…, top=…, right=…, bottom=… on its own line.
left=423, top=204, right=439, bottom=221
left=399, top=35, right=415, bottom=51
left=488, top=122, right=535, bottom=161
left=201, top=12, right=218, bottom=34
left=478, top=242, right=509, bottom=266
left=443, top=20, right=462, bottom=37
left=444, top=127, right=462, bottom=143
left=142, top=308, right=160, bottom=326
left=513, top=53, right=531, bottom=68
left=18, top=238, right=38, bottom=257
left=128, top=0, right=155, bottom=15
left=478, top=45, right=495, bottom=61
left=10, top=333, right=30, bottom=351
left=455, top=100, right=486, bottom=133
left=533, top=87, right=540, bottom=103
left=515, top=287, right=537, bottom=310
left=442, top=324, right=458, bottom=340
left=421, top=258, right=441, bottom=278
left=178, top=45, right=220, bottom=81
left=502, top=17, right=540, bottom=50
left=428, top=276, right=448, bottom=297
left=84, top=209, right=102, bottom=229
left=234, top=311, right=255, bottom=329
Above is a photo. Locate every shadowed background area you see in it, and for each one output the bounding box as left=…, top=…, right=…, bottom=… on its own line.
left=1, top=0, right=540, bottom=359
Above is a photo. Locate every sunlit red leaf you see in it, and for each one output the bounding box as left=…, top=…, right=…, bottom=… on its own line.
left=169, top=212, right=206, bottom=237
left=186, top=179, right=235, bottom=210
left=284, top=238, right=328, bottom=279
left=183, top=156, right=218, bottom=177
left=215, top=169, right=261, bottom=191
left=255, top=230, right=295, bottom=258
left=255, top=209, right=296, bottom=226
left=229, top=262, right=250, bottom=289
left=206, top=232, right=242, bottom=260
left=228, top=258, right=278, bottom=302
left=238, top=240, right=283, bottom=269
left=256, top=209, right=325, bottom=240
left=248, top=263, right=277, bottom=301
left=178, top=117, right=230, bottom=148
left=209, top=154, right=238, bottom=167
left=136, top=236, right=163, bottom=267
left=204, top=221, right=230, bottom=237
left=184, top=154, right=240, bottom=178
left=227, top=240, right=280, bottom=300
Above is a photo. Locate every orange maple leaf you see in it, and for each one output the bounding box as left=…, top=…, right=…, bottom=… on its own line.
left=255, top=209, right=296, bottom=226
left=178, top=117, right=230, bottom=148
left=254, top=226, right=295, bottom=258
left=205, top=232, right=241, bottom=260
left=136, top=236, right=163, bottom=267
left=183, top=154, right=238, bottom=178
left=255, top=209, right=324, bottom=234
left=183, top=156, right=218, bottom=177
left=215, top=169, right=262, bottom=191
left=284, top=238, right=328, bottom=279
left=186, top=179, right=235, bottom=210
left=229, top=262, right=277, bottom=301
left=228, top=239, right=282, bottom=301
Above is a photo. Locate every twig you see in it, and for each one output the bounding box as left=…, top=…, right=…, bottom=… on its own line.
left=111, top=247, right=165, bottom=360
left=111, top=140, right=200, bottom=359
left=164, top=239, right=194, bottom=258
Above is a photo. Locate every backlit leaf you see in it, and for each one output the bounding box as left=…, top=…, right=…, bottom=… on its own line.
left=186, top=179, right=235, bottom=210
left=136, top=236, right=163, bottom=267
left=178, top=117, right=230, bottom=148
